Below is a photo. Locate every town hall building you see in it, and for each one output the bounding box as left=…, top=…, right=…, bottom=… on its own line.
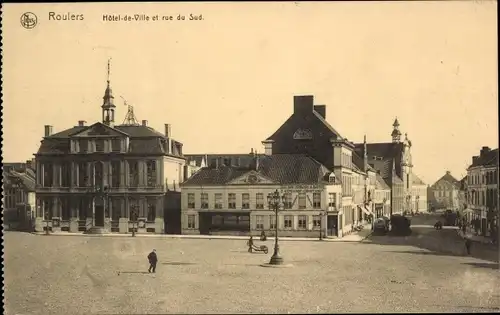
left=33, top=61, right=186, bottom=234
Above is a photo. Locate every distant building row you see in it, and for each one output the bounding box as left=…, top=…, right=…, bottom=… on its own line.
left=4, top=64, right=428, bottom=238
left=182, top=95, right=428, bottom=238
left=462, top=146, right=498, bottom=237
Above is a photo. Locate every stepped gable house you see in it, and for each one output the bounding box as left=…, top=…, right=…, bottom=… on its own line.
left=34, top=62, right=186, bottom=234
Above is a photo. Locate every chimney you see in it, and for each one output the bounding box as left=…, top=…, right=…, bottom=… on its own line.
left=165, top=124, right=171, bottom=138
left=252, top=155, right=260, bottom=171
left=472, top=156, right=479, bottom=164
left=44, top=125, right=53, bottom=137
left=26, top=159, right=32, bottom=170
left=313, top=105, right=326, bottom=119
left=250, top=148, right=254, bottom=155
left=142, top=120, right=148, bottom=126
left=293, top=95, right=314, bottom=115
left=480, top=146, right=491, bottom=156
left=446, top=171, right=451, bottom=175
left=78, top=120, right=86, bottom=127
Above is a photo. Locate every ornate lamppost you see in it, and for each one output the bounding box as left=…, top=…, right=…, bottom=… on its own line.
left=131, top=204, right=138, bottom=237
left=45, top=205, right=50, bottom=235
left=267, top=189, right=286, bottom=265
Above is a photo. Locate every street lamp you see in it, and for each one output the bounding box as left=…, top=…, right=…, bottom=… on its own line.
left=45, top=206, right=50, bottom=235
left=416, top=196, right=420, bottom=214
left=131, top=204, right=138, bottom=237
left=267, top=189, right=286, bottom=265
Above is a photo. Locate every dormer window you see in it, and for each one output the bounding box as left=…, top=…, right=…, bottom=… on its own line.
left=329, top=173, right=337, bottom=184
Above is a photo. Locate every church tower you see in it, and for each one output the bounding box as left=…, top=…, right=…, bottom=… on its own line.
left=391, top=117, right=402, bottom=143
left=102, top=58, right=116, bottom=127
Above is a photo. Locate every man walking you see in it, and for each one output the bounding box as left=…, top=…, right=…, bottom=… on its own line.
left=464, top=238, right=472, bottom=256
left=147, top=249, right=158, bottom=273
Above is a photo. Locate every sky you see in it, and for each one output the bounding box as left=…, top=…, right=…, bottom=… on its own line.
left=2, top=1, right=498, bottom=185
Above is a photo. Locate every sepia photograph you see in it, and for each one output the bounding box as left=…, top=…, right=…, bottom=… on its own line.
left=1, top=1, right=499, bottom=314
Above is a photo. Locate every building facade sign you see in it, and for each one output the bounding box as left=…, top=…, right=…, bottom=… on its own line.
left=281, top=184, right=323, bottom=193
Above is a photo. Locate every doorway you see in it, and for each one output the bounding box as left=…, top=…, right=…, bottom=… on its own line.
left=327, top=215, right=338, bottom=237
left=199, top=213, right=211, bottom=235
left=95, top=205, right=105, bottom=227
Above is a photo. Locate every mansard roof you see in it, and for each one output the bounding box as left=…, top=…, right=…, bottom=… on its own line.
left=182, top=154, right=332, bottom=186
left=36, top=122, right=183, bottom=157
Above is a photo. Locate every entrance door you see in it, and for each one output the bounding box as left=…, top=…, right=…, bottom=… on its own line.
left=95, top=205, right=105, bottom=227
left=327, top=215, right=338, bottom=237
left=199, top=213, right=211, bottom=235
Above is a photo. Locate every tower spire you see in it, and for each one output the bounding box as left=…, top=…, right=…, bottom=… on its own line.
left=391, top=117, right=402, bottom=143
left=102, top=58, right=116, bottom=127
left=107, top=58, right=111, bottom=83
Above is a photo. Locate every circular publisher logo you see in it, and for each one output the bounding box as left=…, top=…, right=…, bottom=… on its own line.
left=21, top=12, right=37, bottom=29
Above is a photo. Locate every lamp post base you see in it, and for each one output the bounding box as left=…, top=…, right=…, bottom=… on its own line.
left=269, top=253, right=284, bottom=265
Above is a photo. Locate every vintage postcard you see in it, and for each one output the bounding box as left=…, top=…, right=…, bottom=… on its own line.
left=1, top=1, right=498, bottom=314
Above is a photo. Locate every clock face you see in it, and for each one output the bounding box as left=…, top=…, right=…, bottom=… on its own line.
left=247, top=174, right=258, bottom=184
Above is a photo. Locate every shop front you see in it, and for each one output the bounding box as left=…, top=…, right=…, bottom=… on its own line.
left=199, top=212, right=251, bottom=235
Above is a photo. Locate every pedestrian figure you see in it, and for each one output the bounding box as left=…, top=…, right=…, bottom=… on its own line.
left=247, top=236, right=254, bottom=252
left=260, top=231, right=267, bottom=241
left=464, top=238, right=472, bottom=255
left=147, top=249, right=158, bottom=273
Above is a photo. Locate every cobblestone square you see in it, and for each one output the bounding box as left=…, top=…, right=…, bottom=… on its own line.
left=4, top=232, right=500, bottom=314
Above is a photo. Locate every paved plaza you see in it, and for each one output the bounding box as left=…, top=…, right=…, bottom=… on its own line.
left=4, top=228, right=500, bottom=315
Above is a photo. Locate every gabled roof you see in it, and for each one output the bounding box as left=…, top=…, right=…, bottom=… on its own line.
left=312, top=110, right=342, bottom=138
left=412, top=173, right=426, bottom=186
left=354, top=142, right=404, bottom=178
left=352, top=151, right=375, bottom=174
left=375, top=173, right=391, bottom=190
left=354, top=142, right=404, bottom=160
left=5, top=170, right=36, bottom=191
left=182, top=154, right=331, bottom=186
left=460, top=176, right=468, bottom=190
left=431, top=172, right=460, bottom=188
left=265, top=110, right=343, bottom=142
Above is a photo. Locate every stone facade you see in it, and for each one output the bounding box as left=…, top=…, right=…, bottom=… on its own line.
left=33, top=64, right=185, bottom=234
left=2, top=162, right=36, bottom=230
left=430, top=171, right=461, bottom=210
left=465, top=146, right=498, bottom=237
left=181, top=154, right=343, bottom=238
